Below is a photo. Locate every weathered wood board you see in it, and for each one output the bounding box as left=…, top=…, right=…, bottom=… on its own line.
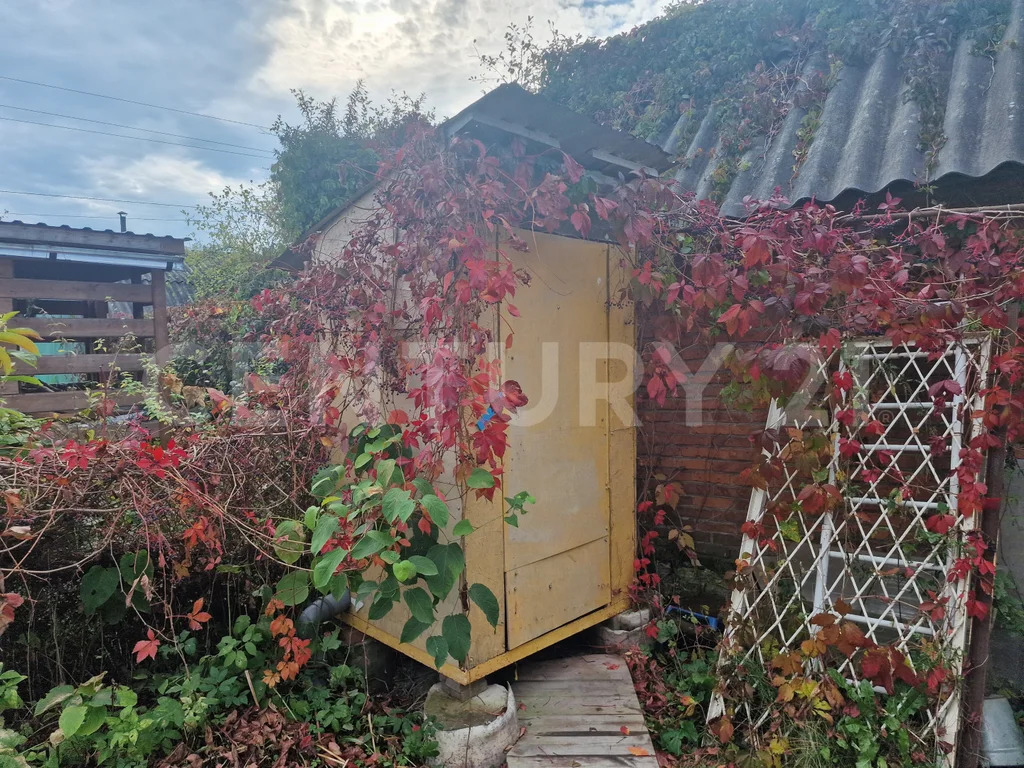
left=508, top=654, right=658, bottom=768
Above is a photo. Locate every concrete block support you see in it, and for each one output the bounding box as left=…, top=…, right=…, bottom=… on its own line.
left=590, top=608, right=653, bottom=652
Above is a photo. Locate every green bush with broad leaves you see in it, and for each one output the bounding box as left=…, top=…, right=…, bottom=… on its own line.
left=0, top=614, right=437, bottom=767
left=274, top=422, right=523, bottom=670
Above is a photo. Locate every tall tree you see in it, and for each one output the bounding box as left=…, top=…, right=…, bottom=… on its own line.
left=184, top=182, right=286, bottom=300
left=269, top=84, right=431, bottom=239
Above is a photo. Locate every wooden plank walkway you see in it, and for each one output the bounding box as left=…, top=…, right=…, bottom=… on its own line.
left=508, top=654, right=658, bottom=768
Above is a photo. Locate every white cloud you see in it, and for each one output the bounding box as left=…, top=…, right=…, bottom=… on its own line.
left=77, top=153, right=253, bottom=213
left=249, top=0, right=671, bottom=116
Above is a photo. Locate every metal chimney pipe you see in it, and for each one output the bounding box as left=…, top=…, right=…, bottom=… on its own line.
left=117, top=211, right=127, bottom=232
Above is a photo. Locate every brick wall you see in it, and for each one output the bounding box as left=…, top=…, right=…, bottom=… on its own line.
left=637, top=333, right=768, bottom=562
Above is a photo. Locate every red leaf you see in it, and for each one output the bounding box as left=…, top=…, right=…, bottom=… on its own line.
left=819, top=328, right=842, bottom=355
left=925, top=514, right=956, bottom=535
left=742, top=236, right=771, bottom=267
left=863, top=419, right=885, bottom=437
left=133, top=629, right=160, bottom=663
left=967, top=595, right=990, bottom=621
left=563, top=153, right=585, bottom=183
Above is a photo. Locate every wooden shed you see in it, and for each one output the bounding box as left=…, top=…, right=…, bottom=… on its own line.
left=0, top=220, right=185, bottom=415
left=281, top=85, right=673, bottom=683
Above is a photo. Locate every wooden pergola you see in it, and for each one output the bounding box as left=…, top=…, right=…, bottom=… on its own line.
left=0, top=220, right=185, bottom=416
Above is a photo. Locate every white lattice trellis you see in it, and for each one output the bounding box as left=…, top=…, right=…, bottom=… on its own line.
left=710, top=336, right=992, bottom=766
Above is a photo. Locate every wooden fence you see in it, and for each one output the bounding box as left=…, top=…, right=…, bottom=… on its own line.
left=0, top=258, right=171, bottom=416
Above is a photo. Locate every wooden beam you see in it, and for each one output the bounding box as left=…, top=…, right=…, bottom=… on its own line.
left=32, top=353, right=149, bottom=375
left=151, top=271, right=170, bottom=366
left=18, top=318, right=155, bottom=339
left=0, top=278, right=153, bottom=304
left=342, top=596, right=629, bottom=685
left=4, top=391, right=141, bottom=415
left=0, top=260, right=16, bottom=396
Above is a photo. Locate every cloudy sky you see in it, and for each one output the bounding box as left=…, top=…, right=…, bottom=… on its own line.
left=0, top=0, right=669, bottom=239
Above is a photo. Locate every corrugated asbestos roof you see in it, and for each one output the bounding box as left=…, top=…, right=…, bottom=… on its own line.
left=668, top=0, right=1024, bottom=216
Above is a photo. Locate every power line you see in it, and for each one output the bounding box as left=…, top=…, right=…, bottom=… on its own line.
left=0, top=103, right=276, bottom=154
left=0, top=189, right=198, bottom=208
left=0, top=212, right=187, bottom=222
left=0, top=75, right=272, bottom=131
left=0, top=115, right=272, bottom=159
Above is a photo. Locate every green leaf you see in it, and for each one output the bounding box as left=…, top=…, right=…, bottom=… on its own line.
left=368, top=594, right=393, bottom=620
left=442, top=614, right=471, bottom=664
left=312, top=548, right=347, bottom=590
left=423, top=544, right=465, bottom=599
left=34, top=685, right=74, bottom=716
left=468, top=583, right=500, bottom=628
left=350, top=533, right=386, bottom=561
left=426, top=635, right=449, bottom=668
left=326, top=500, right=350, bottom=519
left=466, top=468, right=495, bottom=489
left=393, top=560, right=417, bottom=583
left=382, top=488, right=415, bottom=524
left=304, top=505, right=320, bottom=530
left=274, top=571, right=309, bottom=607
left=311, top=467, right=337, bottom=499
left=504, top=514, right=519, bottom=527
left=118, top=551, right=152, bottom=582
left=452, top=519, right=475, bottom=537
left=77, top=706, right=107, bottom=737
left=273, top=520, right=307, bottom=565
left=400, top=616, right=431, bottom=644
left=421, top=494, right=450, bottom=528
left=408, top=555, right=439, bottom=576
left=779, top=516, right=801, bottom=543
left=59, top=705, right=87, bottom=738
left=380, top=550, right=400, bottom=564
left=412, top=477, right=435, bottom=497
left=80, top=566, right=118, bottom=615
left=375, top=458, right=397, bottom=488
left=311, top=514, right=339, bottom=555
left=379, top=575, right=401, bottom=599
left=328, top=573, right=349, bottom=599
left=403, top=587, right=436, bottom=625
left=233, top=615, right=251, bottom=636
left=354, top=452, right=372, bottom=470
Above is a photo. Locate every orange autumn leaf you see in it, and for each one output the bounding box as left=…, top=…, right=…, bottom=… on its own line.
left=716, top=717, right=735, bottom=744
left=133, top=629, right=160, bottom=663
left=627, top=747, right=650, bottom=756
left=186, top=597, right=212, bottom=631
left=620, top=726, right=631, bottom=735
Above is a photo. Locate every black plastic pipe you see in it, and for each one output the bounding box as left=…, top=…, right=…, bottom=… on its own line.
left=296, top=591, right=352, bottom=637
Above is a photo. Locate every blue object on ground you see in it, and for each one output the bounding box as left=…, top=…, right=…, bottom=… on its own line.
left=476, top=406, right=496, bottom=431
left=665, top=605, right=723, bottom=631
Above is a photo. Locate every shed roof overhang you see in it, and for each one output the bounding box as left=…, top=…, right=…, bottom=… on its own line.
left=0, top=220, right=186, bottom=272
left=272, top=84, right=672, bottom=270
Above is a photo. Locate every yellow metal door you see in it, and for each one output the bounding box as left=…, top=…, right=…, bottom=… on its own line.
left=501, top=233, right=613, bottom=649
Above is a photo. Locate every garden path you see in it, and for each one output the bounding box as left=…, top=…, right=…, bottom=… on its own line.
left=507, top=653, right=658, bottom=768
